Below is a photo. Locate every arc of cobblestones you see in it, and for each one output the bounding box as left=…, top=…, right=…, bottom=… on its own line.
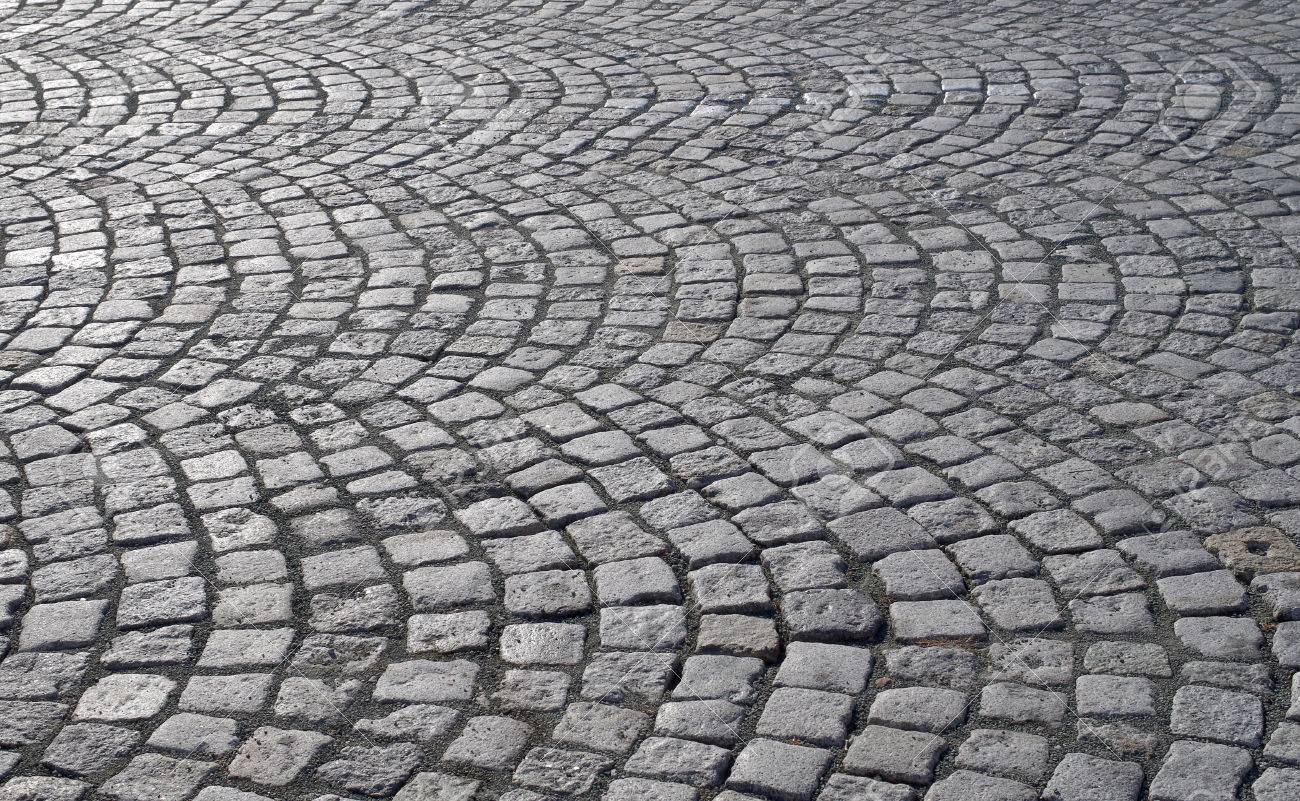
left=0, top=1, right=1299, bottom=801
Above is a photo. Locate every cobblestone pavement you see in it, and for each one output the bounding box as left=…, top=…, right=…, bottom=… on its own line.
left=0, top=0, right=1299, bottom=799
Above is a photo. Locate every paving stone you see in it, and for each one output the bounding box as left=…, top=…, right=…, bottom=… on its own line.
left=1150, top=740, right=1252, bottom=801
left=146, top=714, right=240, bottom=758
left=505, top=569, right=592, bottom=617
left=600, top=606, right=686, bottom=651
left=1043, top=549, right=1145, bottom=597
left=890, top=600, right=986, bottom=643
left=1174, top=616, right=1265, bottom=660
left=979, top=683, right=1067, bottom=728
left=783, top=589, right=882, bottom=641
left=868, top=686, right=968, bottom=734
left=596, top=558, right=680, bottom=605
left=756, top=688, right=854, bottom=746
left=948, top=535, right=1038, bottom=584
left=73, top=674, right=175, bottom=721
left=179, top=674, right=274, bottom=716
left=99, top=754, right=213, bottom=801
left=1170, top=685, right=1264, bottom=746
left=954, top=729, right=1050, bottom=783
left=374, top=660, right=479, bottom=703
left=289, top=634, right=386, bottom=678
left=442, top=716, right=533, bottom=770
left=774, top=642, right=873, bottom=694
left=116, top=577, right=207, bottom=629
left=668, top=521, right=753, bottom=568
left=513, top=747, right=612, bottom=795
left=829, top=508, right=935, bottom=560
left=408, top=611, right=491, bottom=654
left=1008, top=510, right=1102, bottom=554
left=1157, top=569, right=1248, bottom=615
left=697, top=614, right=780, bottom=659
left=922, top=770, right=1036, bottom=801
left=1082, top=642, right=1171, bottom=677
left=384, top=530, right=471, bottom=567
left=482, top=532, right=574, bottom=574
left=568, top=512, right=667, bottom=564
left=0, top=776, right=88, bottom=801
left=226, top=727, right=332, bottom=786
left=1075, top=719, right=1162, bottom=761
left=762, top=541, right=848, bottom=591
left=1264, top=721, right=1300, bottom=765
left=580, top=651, right=675, bottom=705
left=198, top=628, right=294, bottom=669
left=872, top=549, right=964, bottom=600
left=1254, top=572, right=1300, bottom=621
left=1206, top=526, right=1300, bottom=578
left=193, top=789, right=273, bottom=801
left=456, top=497, right=543, bottom=538
left=316, top=743, right=422, bottom=796
left=689, top=563, right=770, bottom=613
left=1255, top=767, right=1300, bottom=801
left=727, top=739, right=830, bottom=801
left=41, top=723, right=142, bottom=777
left=988, top=639, right=1073, bottom=686
left=654, top=699, right=745, bottom=747
left=885, top=646, right=976, bottom=690
left=624, top=736, right=729, bottom=786
left=354, top=705, right=459, bottom=742
left=1041, top=753, right=1143, bottom=801
left=672, top=656, right=765, bottom=704
left=1117, top=530, right=1219, bottom=578
left=547, top=702, right=647, bottom=755
left=18, top=601, right=107, bottom=652
left=403, top=562, right=496, bottom=611
left=843, top=725, right=946, bottom=784
left=300, top=546, right=385, bottom=590
left=817, top=774, right=915, bottom=801
left=973, top=578, right=1063, bottom=631
left=603, top=777, right=697, bottom=801
left=393, top=772, right=480, bottom=801
left=273, top=676, right=361, bottom=723
left=1069, top=593, right=1155, bottom=634
left=1075, top=674, right=1157, bottom=718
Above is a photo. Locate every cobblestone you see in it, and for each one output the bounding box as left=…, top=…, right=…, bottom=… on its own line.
left=0, top=0, right=1297, bottom=799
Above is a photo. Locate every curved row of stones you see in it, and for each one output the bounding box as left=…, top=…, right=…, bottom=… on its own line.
left=0, top=0, right=1299, bottom=800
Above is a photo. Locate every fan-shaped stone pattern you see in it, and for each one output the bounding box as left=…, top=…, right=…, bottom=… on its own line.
left=0, top=0, right=1298, bottom=799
